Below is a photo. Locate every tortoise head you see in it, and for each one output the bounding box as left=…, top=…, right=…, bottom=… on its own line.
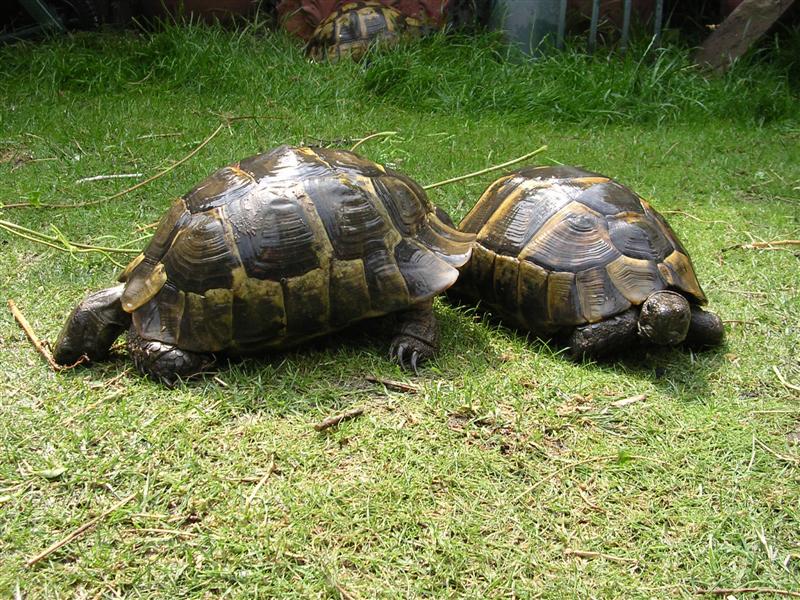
left=53, top=285, right=131, bottom=365
left=637, top=290, right=691, bottom=346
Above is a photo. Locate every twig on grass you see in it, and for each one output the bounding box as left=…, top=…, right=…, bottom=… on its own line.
left=661, top=209, right=704, bottom=222
left=75, top=173, right=142, bottom=184
left=696, top=587, right=800, bottom=598
left=350, top=131, right=398, bottom=152
left=563, top=548, right=638, bottom=564
left=7, top=299, right=78, bottom=372
left=4, top=116, right=257, bottom=210
left=773, top=366, right=800, bottom=393
left=754, top=438, right=799, bottom=465
left=313, top=407, right=365, bottom=432
left=135, top=132, right=183, bottom=140
left=26, top=493, right=136, bottom=567
left=122, top=527, right=197, bottom=538
left=512, top=453, right=663, bottom=503
left=609, top=394, right=647, bottom=409
left=423, top=145, right=548, bottom=190
left=0, top=219, right=139, bottom=256
left=723, top=240, right=800, bottom=252
left=62, top=391, right=124, bottom=426
left=59, top=121, right=229, bottom=208
left=245, top=454, right=276, bottom=510
left=365, top=375, right=419, bottom=393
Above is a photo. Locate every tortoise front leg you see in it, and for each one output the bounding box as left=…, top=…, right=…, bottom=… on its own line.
left=568, top=308, right=639, bottom=359
left=389, top=299, right=439, bottom=373
left=684, top=305, right=725, bottom=348
left=127, top=326, right=213, bottom=386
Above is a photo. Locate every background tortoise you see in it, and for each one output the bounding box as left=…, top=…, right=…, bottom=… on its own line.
left=305, top=1, right=424, bottom=62
left=53, top=145, right=473, bottom=383
left=449, top=165, right=724, bottom=358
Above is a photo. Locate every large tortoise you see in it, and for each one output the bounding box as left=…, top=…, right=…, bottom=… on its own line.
left=450, top=166, right=724, bottom=358
left=305, top=1, right=424, bottom=62
left=53, top=145, right=473, bottom=383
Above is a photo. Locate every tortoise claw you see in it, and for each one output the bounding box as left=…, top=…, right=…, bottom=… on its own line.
left=410, top=351, right=419, bottom=375
left=395, top=343, right=409, bottom=368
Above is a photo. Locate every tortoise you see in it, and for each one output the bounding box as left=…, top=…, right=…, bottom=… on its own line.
left=53, top=145, right=474, bottom=383
left=305, top=1, right=424, bottom=62
left=449, top=165, right=724, bottom=358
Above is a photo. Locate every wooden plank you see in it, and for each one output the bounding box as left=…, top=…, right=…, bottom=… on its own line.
left=694, top=0, right=796, bottom=73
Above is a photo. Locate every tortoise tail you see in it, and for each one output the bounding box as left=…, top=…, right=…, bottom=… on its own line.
left=53, top=284, right=131, bottom=366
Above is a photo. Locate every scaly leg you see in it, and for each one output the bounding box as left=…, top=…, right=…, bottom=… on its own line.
left=127, top=326, right=212, bottom=386
left=568, top=308, right=639, bottom=359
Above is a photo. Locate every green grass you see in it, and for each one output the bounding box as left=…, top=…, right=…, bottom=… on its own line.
left=1, top=23, right=799, bottom=598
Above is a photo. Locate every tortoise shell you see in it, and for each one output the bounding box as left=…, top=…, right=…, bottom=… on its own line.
left=306, top=1, right=423, bottom=62
left=452, top=166, right=706, bottom=333
left=117, top=145, right=473, bottom=354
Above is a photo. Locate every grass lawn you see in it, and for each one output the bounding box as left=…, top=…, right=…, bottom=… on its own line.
left=1, top=25, right=799, bottom=598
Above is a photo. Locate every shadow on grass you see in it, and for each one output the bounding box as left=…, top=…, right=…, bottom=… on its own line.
left=451, top=300, right=726, bottom=404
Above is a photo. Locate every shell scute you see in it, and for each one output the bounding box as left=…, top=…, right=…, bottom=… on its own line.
left=608, top=214, right=674, bottom=262
left=303, top=176, right=388, bottom=261
left=162, top=211, right=241, bottom=294
left=229, top=193, right=321, bottom=281
left=520, top=202, right=621, bottom=272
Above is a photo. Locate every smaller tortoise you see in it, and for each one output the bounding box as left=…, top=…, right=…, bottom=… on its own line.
left=306, top=1, right=424, bottom=62
left=53, top=145, right=474, bottom=383
left=450, top=166, right=724, bottom=358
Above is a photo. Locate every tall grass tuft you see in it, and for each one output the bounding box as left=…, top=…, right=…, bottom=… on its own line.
left=1, top=22, right=797, bottom=124
left=360, top=30, right=799, bottom=124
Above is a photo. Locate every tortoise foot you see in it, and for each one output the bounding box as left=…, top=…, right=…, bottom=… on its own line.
left=53, top=284, right=130, bottom=365
left=684, top=306, right=725, bottom=348
left=389, top=301, right=439, bottom=374
left=127, top=327, right=212, bottom=386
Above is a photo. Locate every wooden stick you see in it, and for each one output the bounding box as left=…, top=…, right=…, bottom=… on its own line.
left=122, top=527, right=197, bottom=537
left=365, top=376, right=419, bottom=393
left=754, top=438, right=799, bottom=464
left=26, top=493, right=136, bottom=567
left=75, top=173, right=142, bottom=184
left=0, top=219, right=140, bottom=255
left=724, top=240, right=800, bottom=251
left=245, top=455, right=276, bottom=510
left=3, top=117, right=253, bottom=210
left=564, top=549, right=638, bottom=564
left=609, top=393, right=647, bottom=408
left=313, top=407, right=365, bottom=432
left=512, top=455, right=616, bottom=502
left=350, top=131, right=397, bottom=152
left=773, top=366, right=800, bottom=393
left=422, top=145, right=548, bottom=190
left=7, top=299, right=64, bottom=371
left=696, top=587, right=800, bottom=598
left=68, top=122, right=228, bottom=208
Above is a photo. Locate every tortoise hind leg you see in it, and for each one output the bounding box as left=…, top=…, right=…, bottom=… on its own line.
left=568, top=308, right=639, bottom=359
left=127, top=327, right=212, bottom=386
left=684, top=305, right=725, bottom=348
left=53, top=284, right=131, bottom=365
left=389, top=299, right=439, bottom=374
